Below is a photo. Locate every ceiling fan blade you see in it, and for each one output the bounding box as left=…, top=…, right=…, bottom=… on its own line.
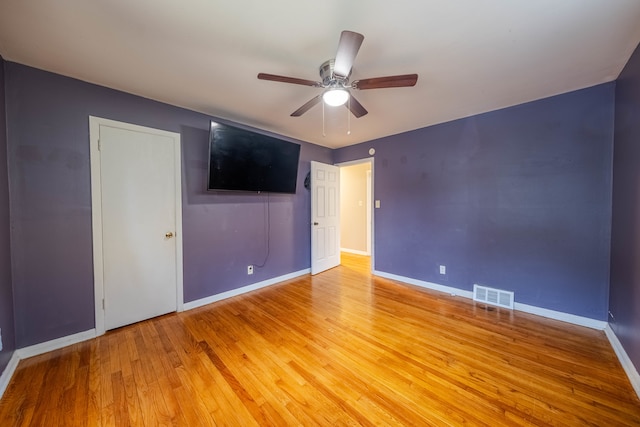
left=291, top=95, right=323, bottom=117
left=258, top=73, right=321, bottom=87
left=333, top=31, right=364, bottom=78
left=345, top=94, right=368, bottom=118
left=352, top=74, right=418, bottom=90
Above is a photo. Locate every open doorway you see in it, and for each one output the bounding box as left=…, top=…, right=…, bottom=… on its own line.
left=339, top=159, right=373, bottom=263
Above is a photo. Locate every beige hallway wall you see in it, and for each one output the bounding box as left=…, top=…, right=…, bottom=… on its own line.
left=340, top=162, right=371, bottom=254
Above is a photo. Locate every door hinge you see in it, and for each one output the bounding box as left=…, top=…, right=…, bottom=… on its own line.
left=102, top=298, right=105, bottom=310
left=97, top=139, right=101, bottom=151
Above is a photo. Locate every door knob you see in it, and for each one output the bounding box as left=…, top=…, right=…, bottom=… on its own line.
left=313, top=222, right=319, bottom=226
left=165, top=232, right=174, bottom=238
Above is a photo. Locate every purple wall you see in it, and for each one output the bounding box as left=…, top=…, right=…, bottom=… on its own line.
left=610, top=41, right=640, bottom=369
left=0, top=56, right=16, bottom=374
left=335, top=84, right=615, bottom=320
left=0, top=56, right=627, bottom=351
left=5, top=62, right=331, bottom=347
left=182, top=126, right=330, bottom=301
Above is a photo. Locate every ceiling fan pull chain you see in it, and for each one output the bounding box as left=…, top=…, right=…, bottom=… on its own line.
left=323, top=101, right=328, bottom=137
left=347, top=96, right=351, bottom=135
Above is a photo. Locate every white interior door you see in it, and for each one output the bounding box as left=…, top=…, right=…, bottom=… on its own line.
left=90, top=117, right=183, bottom=333
left=311, top=161, right=340, bottom=275
left=366, top=169, right=372, bottom=255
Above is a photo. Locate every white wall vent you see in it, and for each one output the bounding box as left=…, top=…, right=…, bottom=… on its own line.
left=473, top=284, right=514, bottom=309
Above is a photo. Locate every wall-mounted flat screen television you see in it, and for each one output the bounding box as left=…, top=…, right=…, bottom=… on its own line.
left=207, top=121, right=301, bottom=194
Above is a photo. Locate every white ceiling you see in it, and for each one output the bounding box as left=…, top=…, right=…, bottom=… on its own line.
left=1, top=1, right=640, bottom=149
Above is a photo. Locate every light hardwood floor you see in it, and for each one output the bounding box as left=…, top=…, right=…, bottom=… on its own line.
left=1, top=253, right=639, bottom=426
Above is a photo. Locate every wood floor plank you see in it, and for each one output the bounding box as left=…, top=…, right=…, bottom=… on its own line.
left=121, top=373, right=144, bottom=427
left=1, top=253, right=639, bottom=425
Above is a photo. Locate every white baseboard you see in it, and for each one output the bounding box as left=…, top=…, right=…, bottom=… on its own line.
left=605, top=324, right=640, bottom=399
left=0, top=351, right=20, bottom=400
left=184, top=269, right=310, bottom=311
left=514, top=302, right=606, bottom=330
left=16, top=329, right=96, bottom=360
left=373, top=270, right=474, bottom=299
left=373, top=270, right=605, bottom=330
left=341, top=248, right=370, bottom=256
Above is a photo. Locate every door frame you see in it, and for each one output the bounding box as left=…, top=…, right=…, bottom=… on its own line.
left=336, top=157, right=375, bottom=272
left=89, top=116, right=184, bottom=336
left=366, top=169, right=372, bottom=255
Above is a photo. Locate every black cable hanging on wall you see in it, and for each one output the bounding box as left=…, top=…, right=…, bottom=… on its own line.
left=254, top=192, right=271, bottom=268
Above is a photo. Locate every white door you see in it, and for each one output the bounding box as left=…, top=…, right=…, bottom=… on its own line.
left=366, top=169, right=372, bottom=255
left=90, top=117, right=183, bottom=333
left=311, top=161, right=341, bottom=274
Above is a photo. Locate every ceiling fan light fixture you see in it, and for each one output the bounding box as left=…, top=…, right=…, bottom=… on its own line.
left=323, top=88, right=349, bottom=107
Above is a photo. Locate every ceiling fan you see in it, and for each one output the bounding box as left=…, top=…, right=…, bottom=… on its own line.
left=257, top=30, right=418, bottom=118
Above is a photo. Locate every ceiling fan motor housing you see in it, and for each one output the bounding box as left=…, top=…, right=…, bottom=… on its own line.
left=320, top=59, right=350, bottom=87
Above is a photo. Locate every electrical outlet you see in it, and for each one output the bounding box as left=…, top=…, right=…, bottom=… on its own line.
left=439, top=265, right=446, bottom=275
left=247, top=265, right=254, bottom=275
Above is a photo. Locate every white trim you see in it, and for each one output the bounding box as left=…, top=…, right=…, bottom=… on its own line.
left=0, top=352, right=20, bottom=400
left=89, top=117, right=105, bottom=335
left=340, top=248, right=369, bottom=256
left=184, top=269, right=310, bottom=311
left=373, top=270, right=474, bottom=299
left=373, top=270, right=606, bottom=330
left=514, top=302, right=606, bottom=330
left=335, top=158, right=373, bottom=168
left=605, top=324, right=640, bottom=399
left=89, top=116, right=184, bottom=336
left=173, top=129, right=184, bottom=313
left=16, top=329, right=96, bottom=360
left=369, top=159, right=375, bottom=271
left=366, top=169, right=372, bottom=256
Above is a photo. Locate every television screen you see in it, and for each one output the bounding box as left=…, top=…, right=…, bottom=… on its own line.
left=207, top=121, right=301, bottom=194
